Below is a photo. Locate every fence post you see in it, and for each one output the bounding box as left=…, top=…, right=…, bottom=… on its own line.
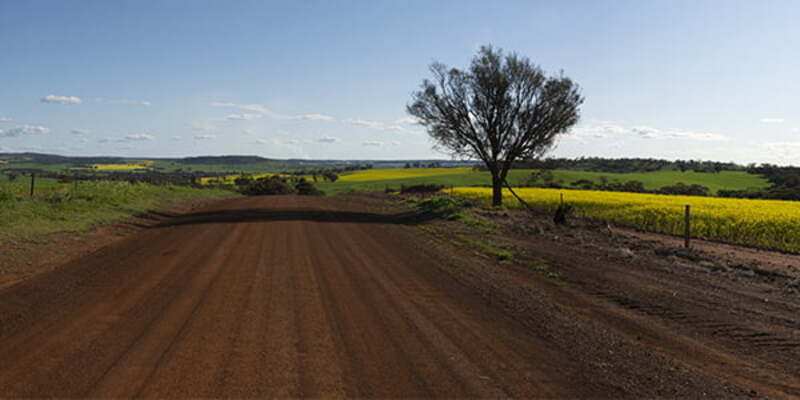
left=29, top=173, right=35, bottom=197
left=684, top=205, right=691, bottom=249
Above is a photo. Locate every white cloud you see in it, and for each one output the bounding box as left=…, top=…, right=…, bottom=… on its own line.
left=41, top=95, right=82, bottom=104
left=292, top=113, right=335, bottom=121
left=71, top=128, right=91, bottom=135
left=124, top=133, right=155, bottom=141
left=238, top=104, right=270, bottom=113
left=194, top=134, right=216, bottom=140
left=346, top=118, right=385, bottom=129
left=393, top=117, right=420, bottom=125
left=792, top=128, right=799, bottom=133
left=285, top=139, right=300, bottom=145
left=570, top=121, right=727, bottom=142
left=665, top=130, right=728, bottom=141
left=344, top=118, right=423, bottom=134
left=0, top=117, right=11, bottom=122
left=96, top=98, right=151, bottom=106
left=225, top=113, right=262, bottom=121
left=318, top=136, right=340, bottom=144
left=97, top=138, right=111, bottom=144
left=390, top=140, right=401, bottom=146
left=212, top=101, right=334, bottom=122
left=171, top=136, right=183, bottom=141
left=760, top=118, right=785, bottom=123
left=255, top=138, right=269, bottom=145
left=0, top=125, right=51, bottom=137
left=631, top=125, right=660, bottom=139
left=362, top=141, right=383, bottom=147
left=189, top=122, right=216, bottom=133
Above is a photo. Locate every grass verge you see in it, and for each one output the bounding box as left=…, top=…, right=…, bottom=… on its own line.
left=0, top=181, right=237, bottom=243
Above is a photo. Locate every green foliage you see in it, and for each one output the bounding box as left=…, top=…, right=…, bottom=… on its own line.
left=239, top=176, right=324, bottom=196
left=295, top=179, right=324, bottom=196
left=414, top=196, right=475, bottom=220
left=0, top=180, right=235, bottom=243
left=240, top=176, right=296, bottom=195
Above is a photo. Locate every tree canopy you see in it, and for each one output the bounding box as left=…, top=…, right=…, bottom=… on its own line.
left=408, top=46, right=583, bottom=205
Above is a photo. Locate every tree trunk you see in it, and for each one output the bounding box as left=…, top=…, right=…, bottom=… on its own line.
left=491, top=172, right=503, bottom=206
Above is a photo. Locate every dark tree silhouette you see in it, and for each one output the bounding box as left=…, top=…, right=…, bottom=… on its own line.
left=408, top=46, right=583, bottom=206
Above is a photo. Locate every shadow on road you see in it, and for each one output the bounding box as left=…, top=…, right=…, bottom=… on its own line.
left=133, top=208, right=438, bottom=229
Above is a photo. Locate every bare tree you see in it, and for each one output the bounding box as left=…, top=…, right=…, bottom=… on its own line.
left=408, top=46, right=583, bottom=206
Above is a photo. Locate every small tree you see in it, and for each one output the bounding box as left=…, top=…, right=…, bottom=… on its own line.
left=408, top=46, right=583, bottom=206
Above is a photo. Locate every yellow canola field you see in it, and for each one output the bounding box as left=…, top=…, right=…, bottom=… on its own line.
left=89, top=163, right=150, bottom=170
left=453, top=187, right=800, bottom=253
left=339, top=167, right=472, bottom=182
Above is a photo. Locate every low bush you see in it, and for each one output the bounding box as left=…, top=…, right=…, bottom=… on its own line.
left=239, top=176, right=324, bottom=196
left=295, top=179, right=324, bottom=196
left=415, top=196, right=475, bottom=220
left=240, top=176, right=296, bottom=195
left=400, top=184, right=445, bottom=194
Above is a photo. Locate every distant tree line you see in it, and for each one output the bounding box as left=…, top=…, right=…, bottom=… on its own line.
left=717, top=164, right=800, bottom=201
left=511, top=157, right=744, bottom=174
left=404, top=162, right=443, bottom=168
left=524, top=170, right=712, bottom=197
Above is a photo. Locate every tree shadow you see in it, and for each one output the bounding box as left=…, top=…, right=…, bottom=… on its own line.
left=132, top=208, right=438, bottom=229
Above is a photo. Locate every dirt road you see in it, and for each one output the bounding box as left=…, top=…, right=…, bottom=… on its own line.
left=0, top=195, right=793, bottom=398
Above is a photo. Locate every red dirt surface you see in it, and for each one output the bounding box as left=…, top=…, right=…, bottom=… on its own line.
left=0, top=195, right=794, bottom=398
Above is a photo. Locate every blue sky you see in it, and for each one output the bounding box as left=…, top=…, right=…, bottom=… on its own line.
left=1, top=0, right=798, bottom=163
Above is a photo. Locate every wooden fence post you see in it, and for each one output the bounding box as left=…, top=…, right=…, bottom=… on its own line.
left=29, top=173, right=35, bottom=197
left=684, top=205, right=691, bottom=249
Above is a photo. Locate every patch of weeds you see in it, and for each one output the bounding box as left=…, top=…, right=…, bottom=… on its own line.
left=460, top=214, right=496, bottom=234
left=418, top=225, right=438, bottom=235
left=525, top=260, right=565, bottom=281
left=546, top=271, right=565, bottom=280
left=456, top=234, right=516, bottom=263
left=415, top=196, right=475, bottom=221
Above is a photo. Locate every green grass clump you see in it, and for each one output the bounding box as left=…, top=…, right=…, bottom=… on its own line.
left=0, top=180, right=236, bottom=243
left=456, top=234, right=515, bottom=262
left=415, top=196, right=475, bottom=220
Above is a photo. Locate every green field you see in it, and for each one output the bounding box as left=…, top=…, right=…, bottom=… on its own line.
left=318, top=168, right=769, bottom=195
left=0, top=178, right=237, bottom=243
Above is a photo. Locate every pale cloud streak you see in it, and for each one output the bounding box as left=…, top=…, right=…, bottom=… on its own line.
left=760, top=118, right=785, bottom=123
left=211, top=102, right=334, bottom=122
left=194, top=134, right=216, bottom=140
left=317, top=136, right=340, bottom=144
left=41, top=95, right=82, bottom=104
left=71, top=128, right=91, bottom=135
left=570, top=121, right=728, bottom=142
left=0, top=117, right=11, bottom=122
left=225, top=113, right=262, bottom=121
left=0, top=125, right=51, bottom=138
left=123, top=133, right=155, bottom=141
left=344, top=118, right=422, bottom=134
left=96, top=98, right=151, bottom=106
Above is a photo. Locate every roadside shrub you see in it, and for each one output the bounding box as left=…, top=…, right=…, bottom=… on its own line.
left=295, top=179, right=324, bottom=196
left=240, top=176, right=296, bottom=195
left=400, top=184, right=445, bottom=194
left=240, top=176, right=324, bottom=196
left=415, top=196, right=475, bottom=220
left=658, top=182, right=710, bottom=196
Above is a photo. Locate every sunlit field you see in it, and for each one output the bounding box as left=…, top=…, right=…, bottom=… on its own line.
left=453, top=187, right=800, bottom=253
left=72, top=163, right=152, bottom=171
left=338, top=167, right=473, bottom=182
